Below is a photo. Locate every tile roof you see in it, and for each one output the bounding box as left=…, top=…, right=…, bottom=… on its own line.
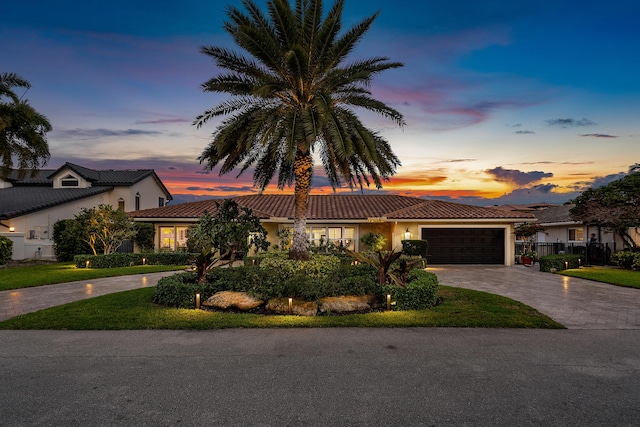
left=533, top=204, right=578, bottom=224
left=130, top=194, right=534, bottom=221
left=0, top=163, right=172, bottom=218
left=0, top=186, right=113, bottom=219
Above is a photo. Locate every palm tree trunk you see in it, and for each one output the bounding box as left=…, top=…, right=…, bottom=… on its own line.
left=289, top=150, right=313, bottom=260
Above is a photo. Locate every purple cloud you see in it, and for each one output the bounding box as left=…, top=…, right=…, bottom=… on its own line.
left=486, top=166, right=553, bottom=186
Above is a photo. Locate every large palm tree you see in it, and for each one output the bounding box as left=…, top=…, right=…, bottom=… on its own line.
left=195, top=0, right=404, bottom=260
left=0, top=72, right=51, bottom=178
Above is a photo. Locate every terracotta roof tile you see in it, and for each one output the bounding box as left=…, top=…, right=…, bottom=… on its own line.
left=130, top=194, right=534, bottom=221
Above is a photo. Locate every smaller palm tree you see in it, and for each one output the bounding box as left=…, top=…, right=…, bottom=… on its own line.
left=0, top=72, right=51, bottom=178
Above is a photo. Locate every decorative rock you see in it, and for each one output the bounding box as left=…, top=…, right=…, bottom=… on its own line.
left=266, top=298, right=318, bottom=316
left=318, top=295, right=376, bottom=313
left=202, top=291, right=264, bottom=311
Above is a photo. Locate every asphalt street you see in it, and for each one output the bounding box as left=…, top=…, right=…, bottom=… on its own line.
left=1, top=328, right=639, bottom=426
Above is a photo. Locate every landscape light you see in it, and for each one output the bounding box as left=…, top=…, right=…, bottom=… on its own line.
left=142, top=258, right=146, bottom=265
left=387, top=294, right=391, bottom=311
left=565, top=261, right=569, bottom=270
left=195, top=291, right=201, bottom=310
left=85, top=260, right=90, bottom=268
left=288, top=297, right=293, bottom=315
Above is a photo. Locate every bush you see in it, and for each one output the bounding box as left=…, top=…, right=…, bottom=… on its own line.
left=74, top=252, right=192, bottom=268
left=0, top=236, right=13, bottom=264
left=153, top=273, right=199, bottom=308
left=383, top=269, right=439, bottom=310
left=134, top=223, right=155, bottom=252
left=611, top=251, right=639, bottom=270
left=401, top=240, right=428, bottom=258
left=360, top=232, right=386, bottom=252
left=258, top=253, right=341, bottom=280
left=538, top=254, right=582, bottom=272
left=53, top=219, right=92, bottom=261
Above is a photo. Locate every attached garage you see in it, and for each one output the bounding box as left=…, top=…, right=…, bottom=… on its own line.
left=421, top=228, right=505, bottom=264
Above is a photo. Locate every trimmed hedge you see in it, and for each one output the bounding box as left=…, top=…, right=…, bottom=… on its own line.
left=383, top=269, right=439, bottom=310
left=74, top=252, right=192, bottom=268
left=401, top=239, right=428, bottom=258
left=538, top=254, right=582, bottom=272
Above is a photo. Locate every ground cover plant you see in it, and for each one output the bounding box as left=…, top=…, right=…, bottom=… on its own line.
left=0, top=285, right=564, bottom=329
left=559, top=267, right=640, bottom=289
left=0, top=262, right=185, bottom=291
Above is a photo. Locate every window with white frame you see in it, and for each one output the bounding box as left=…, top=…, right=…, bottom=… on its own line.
left=60, top=174, right=79, bottom=187
left=568, top=227, right=584, bottom=242
left=284, top=225, right=355, bottom=250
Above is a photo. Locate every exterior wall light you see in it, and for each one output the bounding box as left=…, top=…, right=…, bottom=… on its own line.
left=9, top=226, right=15, bottom=232
left=404, top=228, right=411, bottom=240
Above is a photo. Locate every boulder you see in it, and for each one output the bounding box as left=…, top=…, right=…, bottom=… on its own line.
left=202, top=291, right=264, bottom=311
left=266, top=298, right=318, bottom=316
left=318, top=295, right=376, bottom=314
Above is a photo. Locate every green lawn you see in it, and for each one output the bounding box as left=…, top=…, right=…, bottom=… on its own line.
left=559, top=267, right=640, bottom=289
left=0, top=262, right=186, bottom=291
left=0, top=285, right=564, bottom=329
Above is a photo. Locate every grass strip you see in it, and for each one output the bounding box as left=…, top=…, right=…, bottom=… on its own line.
left=559, top=267, right=640, bottom=289
left=0, top=286, right=564, bottom=330
left=0, top=263, right=186, bottom=291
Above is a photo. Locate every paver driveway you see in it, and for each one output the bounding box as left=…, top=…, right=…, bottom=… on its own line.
left=431, top=265, right=640, bottom=329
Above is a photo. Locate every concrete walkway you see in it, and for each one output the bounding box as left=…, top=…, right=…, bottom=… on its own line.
left=431, top=265, right=640, bottom=329
left=0, top=271, right=177, bottom=322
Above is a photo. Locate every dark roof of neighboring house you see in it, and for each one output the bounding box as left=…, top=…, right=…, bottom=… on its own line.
left=490, top=202, right=559, bottom=212
left=533, top=204, right=578, bottom=224
left=0, top=163, right=172, bottom=219
left=0, top=186, right=113, bottom=220
left=130, top=194, right=535, bottom=221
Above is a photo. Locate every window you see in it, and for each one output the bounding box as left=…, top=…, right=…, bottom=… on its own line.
left=135, top=193, right=140, bottom=211
left=568, top=227, right=584, bottom=242
left=117, top=198, right=125, bottom=211
left=159, top=226, right=189, bottom=251
left=286, top=225, right=356, bottom=250
left=60, top=174, right=79, bottom=187
left=159, top=227, right=175, bottom=251
left=158, top=197, right=165, bottom=207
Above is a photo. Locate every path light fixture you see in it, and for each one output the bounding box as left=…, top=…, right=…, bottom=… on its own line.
left=565, top=261, right=569, bottom=270
left=288, top=297, right=293, bottom=315
left=85, top=260, right=90, bottom=268
left=386, top=294, right=391, bottom=311
left=195, top=291, right=201, bottom=310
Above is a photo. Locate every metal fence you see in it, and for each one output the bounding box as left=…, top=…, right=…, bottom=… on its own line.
left=515, top=242, right=615, bottom=265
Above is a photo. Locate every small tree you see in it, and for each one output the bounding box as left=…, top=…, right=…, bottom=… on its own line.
left=208, top=199, right=269, bottom=260
left=570, top=171, right=640, bottom=249
left=76, top=204, right=136, bottom=255
left=360, top=232, right=386, bottom=252
left=134, top=222, right=155, bottom=252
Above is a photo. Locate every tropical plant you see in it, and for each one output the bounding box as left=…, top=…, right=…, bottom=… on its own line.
left=52, top=219, right=92, bottom=261
left=360, top=232, right=386, bottom=252
left=0, top=72, right=51, bottom=178
left=570, top=171, right=640, bottom=249
left=195, top=0, right=404, bottom=260
left=75, top=204, right=136, bottom=255
left=346, top=248, right=404, bottom=286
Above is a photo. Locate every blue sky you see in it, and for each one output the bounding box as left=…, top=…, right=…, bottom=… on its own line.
left=2, top=0, right=639, bottom=205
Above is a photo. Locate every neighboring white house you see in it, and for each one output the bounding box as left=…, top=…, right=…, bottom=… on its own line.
left=129, top=194, right=535, bottom=266
left=0, top=162, right=172, bottom=260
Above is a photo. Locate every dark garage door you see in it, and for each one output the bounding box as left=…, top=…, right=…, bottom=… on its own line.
left=421, top=228, right=505, bottom=264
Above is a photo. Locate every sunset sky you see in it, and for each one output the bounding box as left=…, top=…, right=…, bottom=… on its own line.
left=2, top=0, right=639, bottom=206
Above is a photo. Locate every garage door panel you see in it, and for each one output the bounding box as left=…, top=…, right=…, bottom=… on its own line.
left=421, top=228, right=504, bottom=264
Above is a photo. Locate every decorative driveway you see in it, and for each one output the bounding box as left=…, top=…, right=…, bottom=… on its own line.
left=431, top=265, right=640, bottom=329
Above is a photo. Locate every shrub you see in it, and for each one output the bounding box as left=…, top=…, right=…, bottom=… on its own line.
left=134, top=223, right=155, bottom=252
left=360, top=232, right=386, bottom=252
left=383, top=269, right=439, bottom=310
left=153, top=273, right=199, bottom=308
left=0, top=236, right=13, bottom=264
left=258, top=253, right=341, bottom=280
left=611, top=251, right=639, bottom=270
left=53, top=219, right=92, bottom=261
left=538, top=254, right=582, bottom=272
left=401, top=240, right=428, bottom=258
